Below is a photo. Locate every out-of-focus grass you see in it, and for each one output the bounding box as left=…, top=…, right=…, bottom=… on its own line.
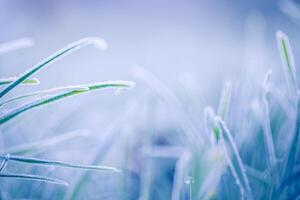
left=0, top=28, right=300, bottom=200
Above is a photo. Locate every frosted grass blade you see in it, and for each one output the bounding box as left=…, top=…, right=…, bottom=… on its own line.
left=0, top=172, right=68, bottom=186
left=0, top=85, right=93, bottom=108
left=0, top=37, right=107, bottom=98
left=4, top=130, right=90, bottom=155
left=217, top=80, right=232, bottom=121
left=0, top=81, right=134, bottom=125
left=0, top=37, right=33, bottom=55
left=276, top=31, right=298, bottom=96
left=204, top=106, right=216, bottom=144
left=215, top=117, right=252, bottom=199
left=0, top=154, right=120, bottom=172
left=262, top=70, right=277, bottom=165
left=0, top=77, right=39, bottom=86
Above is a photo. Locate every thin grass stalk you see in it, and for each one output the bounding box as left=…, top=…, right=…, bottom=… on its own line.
left=217, top=80, right=232, bottom=121
left=0, top=81, right=134, bottom=125
left=0, top=37, right=107, bottom=98
left=261, top=70, right=277, bottom=166
left=0, top=154, right=120, bottom=172
left=0, top=86, right=86, bottom=108
left=203, top=106, right=216, bottom=144
left=0, top=172, right=68, bottom=186
left=276, top=31, right=297, bottom=97
left=261, top=70, right=280, bottom=199
left=0, top=85, right=96, bottom=108
left=215, top=117, right=253, bottom=199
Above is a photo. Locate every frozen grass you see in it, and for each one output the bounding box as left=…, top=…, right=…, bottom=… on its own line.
left=1, top=30, right=300, bottom=199
left=0, top=37, right=133, bottom=194
left=0, top=154, right=120, bottom=172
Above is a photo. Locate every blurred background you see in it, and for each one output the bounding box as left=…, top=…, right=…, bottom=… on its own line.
left=0, top=0, right=300, bottom=199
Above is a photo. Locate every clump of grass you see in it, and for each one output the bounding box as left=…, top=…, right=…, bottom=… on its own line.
left=0, top=37, right=134, bottom=190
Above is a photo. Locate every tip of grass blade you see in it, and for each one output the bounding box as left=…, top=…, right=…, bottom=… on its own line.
left=0, top=37, right=34, bottom=55
left=263, top=69, right=272, bottom=94
left=82, top=37, right=108, bottom=50
left=276, top=30, right=297, bottom=95
left=204, top=106, right=217, bottom=144
left=22, top=77, right=40, bottom=85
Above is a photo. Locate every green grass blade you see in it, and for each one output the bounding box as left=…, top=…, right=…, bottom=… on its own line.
left=0, top=37, right=107, bottom=98
left=0, top=172, right=68, bottom=186
left=0, top=81, right=134, bottom=125
left=276, top=31, right=298, bottom=95
left=262, top=70, right=277, bottom=165
left=4, top=130, right=90, bottom=155
left=0, top=154, right=121, bottom=172
left=0, top=77, right=39, bottom=86
left=215, top=117, right=253, bottom=199
left=0, top=37, right=33, bottom=55
left=0, top=85, right=90, bottom=108
left=217, top=80, right=232, bottom=121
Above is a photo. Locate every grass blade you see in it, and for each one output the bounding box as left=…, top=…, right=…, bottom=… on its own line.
left=217, top=80, right=232, bottom=121
left=261, top=70, right=280, bottom=199
left=0, top=77, right=39, bottom=86
left=0, top=81, right=134, bottom=125
left=0, top=172, right=68, bottom=186
left=0, top=154, right=120, bottom=172
left=4, top=130, right=90, bottom=155
left=215, top=117, right=253, bottom=199
left=0, top=37, right=107, bottom=98
left=0, top=85, right=91, bottom=108
left=204, top=106, right=216, bottom=144
left=0, top=37, right=33, bottom=55
left=262, top=70, right=277, bottom=165
left=276, top=31, right=298, bottom=95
